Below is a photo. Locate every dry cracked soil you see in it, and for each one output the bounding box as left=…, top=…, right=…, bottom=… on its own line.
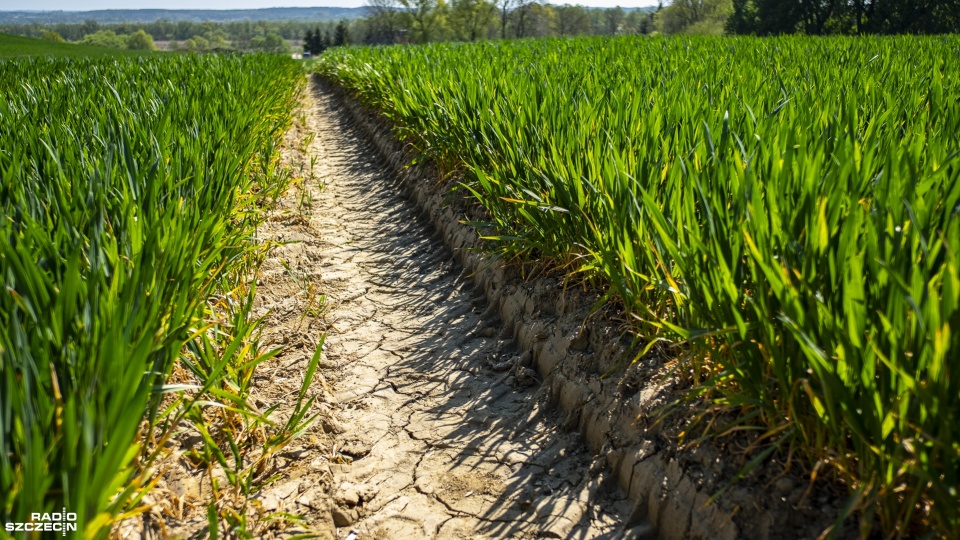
left=217, top=80, right=638, bottom=539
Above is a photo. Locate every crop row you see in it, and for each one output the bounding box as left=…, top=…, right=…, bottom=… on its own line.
left=317, top=36, right=960, bottom=536
left=0, top=54, right=302, bottom=536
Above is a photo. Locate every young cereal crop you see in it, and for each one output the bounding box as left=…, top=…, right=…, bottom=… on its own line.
left=0, top=54, right=303, bottom=537
left=317, top=36, right=960, bottom=537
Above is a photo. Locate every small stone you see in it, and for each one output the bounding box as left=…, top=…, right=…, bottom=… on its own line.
left=774, top=477, right=795, bottom=493
left=358, top=483, right=379, bottom=502
left=331, top=506, right=358, bottom=527
left=321, top=416, right=345, bottom=434
left=335, top=483, right=361, bottom=507
left=275, top=480, right=301, bottom=500
left=515, top=366, right=538, bottom=386
left=625, top=522, right=657, bottom=539
left=297, top=487, right=323, bottom=507
left=341, top=440, right=371, bottom=459
left=261, top=494, right=279, bottom=512
left=517, top=350, right=533, bottom=367
left=568, top=328, right=589, bottom=351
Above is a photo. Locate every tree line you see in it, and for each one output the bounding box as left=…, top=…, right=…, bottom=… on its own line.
left=2, top=20, right=320, bottom=53
left=356, top=2, right=656, bottom=45
left=2, top=6, right=659, bottom=52
left=303, top=23, right=351, bottom=54
left=357, top=0, right=958, bottom=42
left=727, top=0, right=960, bottom=34
left=3, top=0, right=956, bottom=53
left=1, top=19, right=329, bottom=42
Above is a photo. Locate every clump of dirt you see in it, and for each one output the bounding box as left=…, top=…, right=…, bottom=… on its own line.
left=440, top=472, right=506, bottom=499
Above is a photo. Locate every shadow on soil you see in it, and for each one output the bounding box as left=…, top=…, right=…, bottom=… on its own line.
left=316, top=86, right=636, bottom=538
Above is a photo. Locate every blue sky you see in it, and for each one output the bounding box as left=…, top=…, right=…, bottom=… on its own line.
left=2, top=0, right=659, bottom=9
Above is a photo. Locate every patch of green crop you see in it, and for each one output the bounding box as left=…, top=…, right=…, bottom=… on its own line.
left=317, top=36, right=960, bottom=537
left=0, top=53, right=304, bottom=537
left=0, top=32, right=151, bottom=58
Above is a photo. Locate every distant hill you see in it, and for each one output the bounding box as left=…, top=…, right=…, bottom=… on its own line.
left=0, top=8, right=366, bottom=25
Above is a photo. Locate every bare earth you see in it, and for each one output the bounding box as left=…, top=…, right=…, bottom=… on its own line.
left=242, top=80, right=637, bottom=539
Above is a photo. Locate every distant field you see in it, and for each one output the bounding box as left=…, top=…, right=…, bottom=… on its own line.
left=0, top=32, right=149, bottom=57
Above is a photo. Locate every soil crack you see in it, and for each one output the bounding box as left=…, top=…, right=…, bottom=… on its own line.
left=257, top=79, right=634, bottom=539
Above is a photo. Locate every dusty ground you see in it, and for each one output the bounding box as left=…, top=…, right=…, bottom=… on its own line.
left=296, top=79, right=637, bottom=538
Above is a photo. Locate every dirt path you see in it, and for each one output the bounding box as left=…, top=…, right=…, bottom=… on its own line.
left=253, top=81, right=635, bottom=539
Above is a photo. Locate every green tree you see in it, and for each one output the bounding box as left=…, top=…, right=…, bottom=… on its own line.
left=554, top=4, right=590, bottom=35
left=514, top=2, right=553, bottom=37
left=726, top=0, right=760, bottom=33
left=304, top=26, right=329, bottom=54
left=623, top=8, right=655, bottom=34
left=835, top=0, right=958, bottom=34
left=654, top=0, right=732, bottom=34
left=495, top=0, right=518, bottom=38
left=450, top=0, right=495, bottom=40
left=304, top=27, right=316, bottom=52
left=725, top=0, right=847, bottom=35
left=513, top=1, right=533, bottom=37
left=334, top=20, right=350, bottom=45
left=605, top=6, right=625, bottom=34
left=181, top=35, right=210, bottom=52
left=41, top=30, right=65, bottom=42
left=250, top=32, right=290, bottom=53
left=203, top=27, right=232, bottom=49
left=400, top=0, right=443, bottom=43
left=536, top=4, right=558, bottom=36
left=77, top=30, right=128, bottom=49
left=365, top=0, right=406, bottom=43
left=79, top=19, right=99, bottom=37
left=126, top=29, right=156, bottom=50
